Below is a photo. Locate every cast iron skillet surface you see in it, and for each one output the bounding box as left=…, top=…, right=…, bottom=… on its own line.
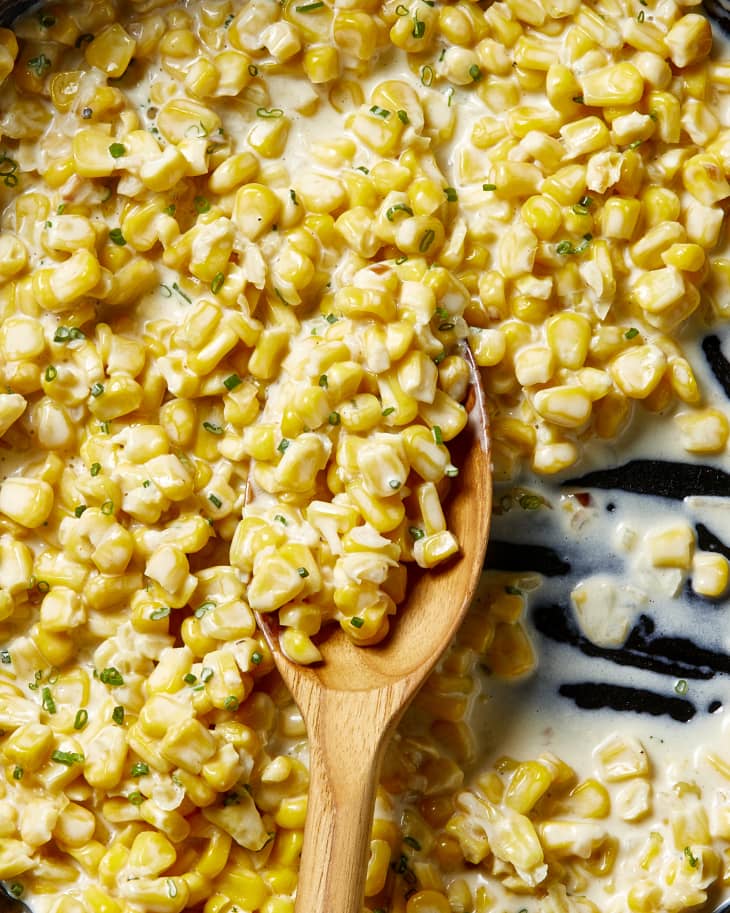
left=0, top=0, right=730, bottom=911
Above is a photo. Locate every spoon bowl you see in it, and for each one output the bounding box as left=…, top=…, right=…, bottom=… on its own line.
left=255, top=351, right=491, bottom=913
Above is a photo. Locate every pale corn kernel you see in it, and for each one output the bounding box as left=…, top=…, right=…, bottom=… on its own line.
left=676, top=409, right=729, bottom=454
left=682, top=153, right=730, bottom=206
left=533, top=385, right=592, bottom=428
left=594, top=733, right=650, bottom=781
left=601, top=197, right=641, bottom=240
left=0, top=477, right=54, bottom=528
left=665, top=13, right=712, bottom=67
left=514, top=345, right=554, bottom=386
left=610, top=345, right=667, bottom=399
left=646, top=524, right=695, bottom=570
left=691, top=551, right=729, bottom=598
left=85, top=24, right=136, bottom=78
left=579, top=63, right=643, bottom=106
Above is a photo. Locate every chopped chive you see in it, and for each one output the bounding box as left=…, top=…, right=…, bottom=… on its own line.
left=295, top=0, right=325, bottom=9
left=412, top=16, right=425, bottom=37
left=211, top=272, right=225, bottom=294
left=251, top=650, right=263, bottom=664
left=172, top=282, right=191, bottom=303
left=73, top=709, right=88, bottom=730
left=128, top=791, right=144, bottom=805
left=74, top=505, right=87, bottom=517
left=28, top=54, right=51, bottom=77
left=194, top=195, right=210, bottom=214
left=131, top=761, right=149, bottom=777
left=432, top=426, right=443, bottom=445
left=109, top=228, right=126, bottom=246
left=419, top=229, right=435, bottom=252
left=395, top=3, right=408, bottom=13
left=12, top=765, right=23, bottom=780
left=223, top=373, right=242, bottom=391
left=389, top=479, right=401, bottom=490
left=469, top=64, right=483, bottom=82
left=397, top=109, right=409, bottom=124
left=203, top=421, right=223, bottom=435
left=0, top=650, right=11, bottom=664
left=297, top=567, right=309, bottom=577
left=183, top=673, right=197, bottom=685
left=51, top=750, right=84, bottom=766
left=90, top=462, right=101, bottom=476
left=386, top=203, right=414, bottom=221
left=224, top=695, right=239, bottom=710
left=45, top=365, right=57, bottom=382
left=248, top=64, right=259, bottom=76
left=482, top=183, right=497, bottom=191
left=101, top=499, right=114, bottom=515
left=200, top=667, right=214, bottom=683
left=99, top=667, right=124, bottom=686
left=8, top=884, right=23, bottom=898
left=382, top=407, right=395, bottom=416
left=625, top=327, right=639, bottom=339
left=90, top=382, right=104, bottom=397
left=350, top=616, right=365, bottom=628
left=318, top=374, right=328, bottom=388
left=109, top=143, right=126, bottom=158
left=194, top=601, right=214, bottom=618
left=404, top=835, right=421, bottom=850
left=420, top=65, right=434, bottom=87
left=274, top=514, right=287, bottom=524
left=256, top=107, right=284, bottom=118
left=675, top=679, right=688, bottom=695
left=150, top=607, right=170, bottom=620
left=445, top=466, right=459, bottom=477
left=444, top=187, right=458, bottom=202
left=278, top=438, right=290, bottom=452
left=41, top=687, right=56, bottom=714
left=369, top=105, right=390, bottom=119
left=519, top=494, right=542, bottom=510
left=328, top=411, right=340, bottom=425
left=112, top=706, right=125, bottom=724
left=409, top=526, right=425, bottom=540
left=208, top=493, right=222, bottom=508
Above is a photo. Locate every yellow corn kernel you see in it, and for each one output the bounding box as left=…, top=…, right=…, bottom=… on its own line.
left=645, top=524, right=695, bottom=570
left=504, top=760, right=552, bottom=813
left=533, top=385, right=592, bottom=428
left=579, top=62, right=643, bottom=107
left=665, top=13, right=712, bottom=68
left=0, top=477, right=53, bottom=528
left=303, top=45, right=340, bottom=83
left=691, top=551, right=729, bottom=598
left=675, top=408, right=729, bottom=454
left=85, top=24, right=136, bottom=78
left=682, top=153, right=730, bottom=206
left=610, top=345, right=667, bottom=399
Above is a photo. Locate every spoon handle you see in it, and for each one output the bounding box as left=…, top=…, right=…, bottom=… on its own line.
left=294, top=689, right=400, bottom=913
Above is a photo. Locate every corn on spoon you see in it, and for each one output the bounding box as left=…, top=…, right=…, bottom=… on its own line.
left=253, top=353, right=491, bottom=913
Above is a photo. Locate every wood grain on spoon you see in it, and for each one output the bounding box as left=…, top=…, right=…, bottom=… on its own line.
left=254, top=356, right=491, bottom=913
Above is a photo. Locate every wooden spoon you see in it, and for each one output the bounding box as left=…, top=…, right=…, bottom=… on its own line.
left=255, top=357, right=491, bottom=913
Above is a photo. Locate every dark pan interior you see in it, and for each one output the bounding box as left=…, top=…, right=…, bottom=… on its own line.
left=0, top=0, right=33, bottom=25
